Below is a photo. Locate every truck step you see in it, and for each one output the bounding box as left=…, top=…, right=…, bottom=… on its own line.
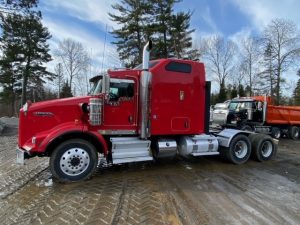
left=191, top=152, right=219, bottom=156
left=110, top=137, right=153, bottom=164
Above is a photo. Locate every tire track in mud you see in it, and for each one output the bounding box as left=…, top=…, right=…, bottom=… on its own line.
left=157, top=173, right=210, bottom=225
left=180, top=159, right=300, bottom=225
left=0, top=136, right=48, bottom=199
left=0, top=170, right=167, bottom=225
left=1, top=136, right=300, bottom=225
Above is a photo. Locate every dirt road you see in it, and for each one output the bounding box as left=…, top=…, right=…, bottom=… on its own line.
left=0, top=135, right=299, bottom=225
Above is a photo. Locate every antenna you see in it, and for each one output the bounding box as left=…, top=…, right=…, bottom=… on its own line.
left=101, top=24, right=108, bottom=72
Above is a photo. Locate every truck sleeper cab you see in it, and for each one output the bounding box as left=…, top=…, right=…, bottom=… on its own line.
left=17, top=42, right=278, bottom=182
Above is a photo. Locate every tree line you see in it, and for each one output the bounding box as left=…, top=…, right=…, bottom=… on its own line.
left=199, top=20, right=300, bottom=105
left=0, top=0, right=91, bottom=116
left=0, top=0, right=300, bottom=117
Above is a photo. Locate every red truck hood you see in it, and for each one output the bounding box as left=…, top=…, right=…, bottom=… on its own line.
left=28, top=96, right=92, bottom=111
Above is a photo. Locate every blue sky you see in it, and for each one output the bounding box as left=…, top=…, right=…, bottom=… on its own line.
left=38, top=0, right=300, bottom=92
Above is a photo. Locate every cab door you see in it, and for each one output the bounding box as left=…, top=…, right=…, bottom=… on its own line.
left=102, top=79, right=137, bottom=133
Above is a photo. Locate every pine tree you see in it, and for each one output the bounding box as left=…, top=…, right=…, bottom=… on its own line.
left=151, top=0, right=177, bottom=58
left=238, top=84, right=245, bottom=97
left=109, top=0, right=150, bottom=68
left=258, top=42, right=276, bottom=98
left=109, top=0, right=197, bottom=66
left=230, top=84, right=238, bottom=99
left=218, top=83, right=227, bottom=102
left=169, top=11, right=198, bottom=59
left=0, top=0, right=53, bottom=107
left=294, top=69, right=300, bottom=105
left=60, top=81, right=73, bottom=98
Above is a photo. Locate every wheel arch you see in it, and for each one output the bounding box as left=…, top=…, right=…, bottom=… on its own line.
left=45, top=131, right=108, bottom=156
left=216, top=128, right=253, bottom=148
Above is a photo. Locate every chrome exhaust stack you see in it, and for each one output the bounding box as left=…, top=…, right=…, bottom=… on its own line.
left=140, top=41, right=152, bottom=139
left=142, top=40, right=152, bottom=70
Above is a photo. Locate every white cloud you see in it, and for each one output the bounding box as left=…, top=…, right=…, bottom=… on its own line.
left=201, top=6, right=218, bottom=32
left=42, top=0, right=118, bottom=29
left=40, top=0, right=123, bottom=73
left=42, top=17, right=121, bottom=72
left=230, top=0, right=300, bottom=31
left=228, top=27, right=252, bottom=45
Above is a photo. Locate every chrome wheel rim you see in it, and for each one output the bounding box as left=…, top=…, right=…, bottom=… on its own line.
left=60, top=148, right=90, bottom=176
left=261, top=141, right=273, bottom=158
left=234, top=140, right=248, bottom=159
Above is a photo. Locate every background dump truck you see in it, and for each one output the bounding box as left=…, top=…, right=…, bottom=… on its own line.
left=213, top=96, right=300, bottom=140
left=17, top=42, right=278, bottom=182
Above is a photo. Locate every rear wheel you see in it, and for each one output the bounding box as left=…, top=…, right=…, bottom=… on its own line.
left=271, top=127, right=281, bottom=139
left=225, top=134, right=251, bottom=164
left=50, top=139, right=98, bottom=183
left=251, top=134, right=277, bottom=161
left=288, top=126, right=299, bottom=140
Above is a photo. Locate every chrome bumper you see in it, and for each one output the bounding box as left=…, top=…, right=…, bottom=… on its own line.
left=16, top=147, right=25, bottom=165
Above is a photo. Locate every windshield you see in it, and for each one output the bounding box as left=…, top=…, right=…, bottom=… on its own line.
left=90, top=79, right=102, bottom=95
left=229, top=101, right=253, bottom=111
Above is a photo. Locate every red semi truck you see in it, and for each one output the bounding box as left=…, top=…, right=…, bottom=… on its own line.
left=17, top=42, right=278, bottom=182
left=213, top=96, right=300, bottom=140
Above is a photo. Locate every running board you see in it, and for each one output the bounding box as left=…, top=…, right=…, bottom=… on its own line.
left=191, top=152, right=219, bottom=156
left=110, top=137, right=153, bottom=164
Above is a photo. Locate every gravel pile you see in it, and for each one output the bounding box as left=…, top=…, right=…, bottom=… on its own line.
left=0, top=117, right=18, bottom=136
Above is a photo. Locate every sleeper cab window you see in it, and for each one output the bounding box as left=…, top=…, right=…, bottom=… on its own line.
left=165, top=62, right=192, bottom=73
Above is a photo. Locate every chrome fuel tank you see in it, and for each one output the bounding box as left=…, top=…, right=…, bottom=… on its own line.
left=178, top=135, right=219, bottom=157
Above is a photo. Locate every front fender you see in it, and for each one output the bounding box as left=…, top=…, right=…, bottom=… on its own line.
left=37, top=122, right=84, bottom=152
left=84, top=130, right=109, bottom=155
left=38, top=124, right=109, bottom=156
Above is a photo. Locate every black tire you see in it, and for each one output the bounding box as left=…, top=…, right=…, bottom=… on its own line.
left=288, top=126, right=300, bottom=140
left=271, top=127, right=281, bottom=139
left=225, top=134, right=251, bottom=164
left=251, top=134, right=277, bottom=162
left=248, top=133, right=257, bottom=143
left=50, top=139, right=98, bottom=183
left=241, top=125, right=253, bottom=132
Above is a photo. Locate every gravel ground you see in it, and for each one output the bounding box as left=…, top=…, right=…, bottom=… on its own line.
left=0, top=133, right=299, bottom=225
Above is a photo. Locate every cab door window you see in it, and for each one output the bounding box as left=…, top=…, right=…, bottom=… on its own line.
left=109, top=79, right=134, bottom=101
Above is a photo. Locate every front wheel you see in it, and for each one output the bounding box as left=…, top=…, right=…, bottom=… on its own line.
left=225, top=134, right=251, bottom=164
left=50, top=139, right=98, bottom=183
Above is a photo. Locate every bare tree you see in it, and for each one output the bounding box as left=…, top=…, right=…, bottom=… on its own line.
left=55, top=39, right=90, bottom=94
left=54, top=63, right=64, bottom=98
left=262, top=18, right=300, bottom=104
left=257, top=42, right=277, bottom=97
left=239, top=37, right=261, bottom=96
left=202, top=35, right=237, bottom=94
